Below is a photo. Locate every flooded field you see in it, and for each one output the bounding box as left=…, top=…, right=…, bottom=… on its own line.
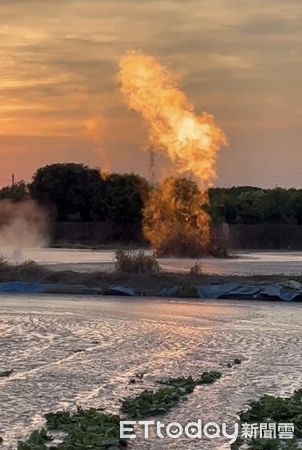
left=4, top=247, right=302, bottom=275
left=1, top=295, right=302, bottom=449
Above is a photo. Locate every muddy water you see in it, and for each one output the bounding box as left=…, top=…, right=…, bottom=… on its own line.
left=4, top=247, right=302, bottom=275
left=0, top=296, right=302, bottom=449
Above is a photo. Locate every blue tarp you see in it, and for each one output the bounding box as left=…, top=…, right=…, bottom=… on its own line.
left=224, top=285, right=260, bottom=297
left=159, top=286, right=181, bottom=297
left=197, top=283, right=238, bottom=299
left=0, top=281, right=102, bottom=295
left=103, top=286, right=136, bottom=296
left=0, top=282, right=136, bottom=296
left=1, top=281, right=302, bottom=301
left=161, top=282, right=302, bottom=301
left=197, top=283, right=302, bottom=302
left=0, top=281, right=46, bottom=293
left=261, top=285, right=302, bottom=302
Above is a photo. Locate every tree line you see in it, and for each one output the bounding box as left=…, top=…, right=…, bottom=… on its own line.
left=209, top=186, right=302, bottom=225
left=1, top=163, right=302, bottom=226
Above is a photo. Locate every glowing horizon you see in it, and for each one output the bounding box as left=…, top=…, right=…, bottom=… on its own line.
left=0, top=0, right=302, bottom=188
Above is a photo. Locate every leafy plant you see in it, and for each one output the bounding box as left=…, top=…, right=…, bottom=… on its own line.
left=122, top=371, right=222, bottom=419
left=121, top=387, right=187, bottom=418
left=158, top=371, right=222, bottom=391
left=18, top=408, right=128, bottom=450
left=0, top=255, right=8, bottom=270
left=158, top=376, right=197, bottom=393
left=114, top=249, right=159, bottom=274
left=231, top=389, right=302, bottom=449
left=189, top=262, right=204, bottom=275
left=196, top=371, right=222, bottom=384
left=234, top=358, right=242, bottom=365
left=0, top=369, right=14, bottom=378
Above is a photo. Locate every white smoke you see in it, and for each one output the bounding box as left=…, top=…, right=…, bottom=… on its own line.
left=0, top=199, right=50, bottom=262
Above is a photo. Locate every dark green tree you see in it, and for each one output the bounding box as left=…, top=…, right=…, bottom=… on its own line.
left=92, top=173, right=150, bottom=224
left=29, top=163, right=105, bottom=221
left=261, top=187, right=294, bottom=224
left=236, top=190, right=265, bottom=224
left=0, top=181, right=28, bottom=202
left=289, top=190, right=302, bottom=225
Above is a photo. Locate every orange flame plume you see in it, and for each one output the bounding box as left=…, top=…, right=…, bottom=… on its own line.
left=119, top=51, right=226, bottom=255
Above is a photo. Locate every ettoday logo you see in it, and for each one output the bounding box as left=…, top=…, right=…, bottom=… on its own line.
left=121, top=420, right=239, bottom=444
left=120, top=420, right=295, bottom=444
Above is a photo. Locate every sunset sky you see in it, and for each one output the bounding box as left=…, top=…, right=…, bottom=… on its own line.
left=0, top=0, right=301, bottom=188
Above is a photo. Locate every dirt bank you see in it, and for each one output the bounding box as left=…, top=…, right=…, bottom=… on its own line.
left=0, top=261, right=300, bottom=297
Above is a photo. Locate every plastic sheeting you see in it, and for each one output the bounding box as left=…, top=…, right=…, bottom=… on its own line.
left=0, top=281, right=302, bottom=301
left=0, top=281, right=46, bottom=293
left=160, top=282, right=302, bottom=301
left=197, top=283, right=302, bottom=302
left=197, top=283, right=238, bottom=300
left=103, top=286, right=136, bottom=296
left=0, top=281, right=102, bottom=295
left=0, top=282, right=137, bottom=296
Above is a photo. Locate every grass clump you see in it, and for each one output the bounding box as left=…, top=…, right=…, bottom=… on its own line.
left=158, top=376, right=197, bottom=393
left=18, top=429, right=50, bottom=450
left=18, top=407, right=129, bottom=450
left=122, top=371, right=222, bottom=419
left=114, top=249, right=159, bottom=274
left=197, top=371, right=222, bottom=384
left=173, top=284, right=198, bottom=298
left=189, top=262, right=204, bottom=275
left=231, top=389, right=302, bottom=450
left=0, top=256, right=9, bottom=271
left=0, top=369, right=13, bottom=378
left=14, top=260, right=42, bottom=277
left=121, top=387, right=186, bottom=418
left=0, top=258, right=47, bottom=282
left=158, top=371, right=222, bottom=391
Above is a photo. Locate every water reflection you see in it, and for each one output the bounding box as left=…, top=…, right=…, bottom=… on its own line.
left=0, top=296, right=301, bottom=449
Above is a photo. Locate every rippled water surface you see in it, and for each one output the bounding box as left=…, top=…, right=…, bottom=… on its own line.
left=1, top=296, right=302, bottom=449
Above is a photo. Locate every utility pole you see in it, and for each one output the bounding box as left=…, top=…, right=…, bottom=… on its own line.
left=11, top=173, right=15, bottom=187
left=148, top=147, right=156, bottom=186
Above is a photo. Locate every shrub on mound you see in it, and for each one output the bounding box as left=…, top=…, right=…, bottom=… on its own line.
left=114, top=249, right=159, bottom=274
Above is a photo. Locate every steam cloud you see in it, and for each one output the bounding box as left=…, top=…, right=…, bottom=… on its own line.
left=0, top=199, right=50, bottom=261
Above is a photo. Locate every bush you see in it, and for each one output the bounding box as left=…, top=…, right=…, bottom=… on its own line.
left=122, top=371, right=222, bottom=419
left=0, top=259, right=46, bottom=282
left=197, top=371, right=222, bottom=384
left=0, top=256, right=8, bottom=272
left=18, top=408, right=127, bottom=450
left=189, top=262, right=204, bottom=275
left=159, top=371, right=222, bottom=390
left=15, top=260, right=41, bottom=275
left=231, top=389, right=302, bottom=449
left=114, top=249, right=159, bottom=274
left=121, top=387, right=186, bottom=418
